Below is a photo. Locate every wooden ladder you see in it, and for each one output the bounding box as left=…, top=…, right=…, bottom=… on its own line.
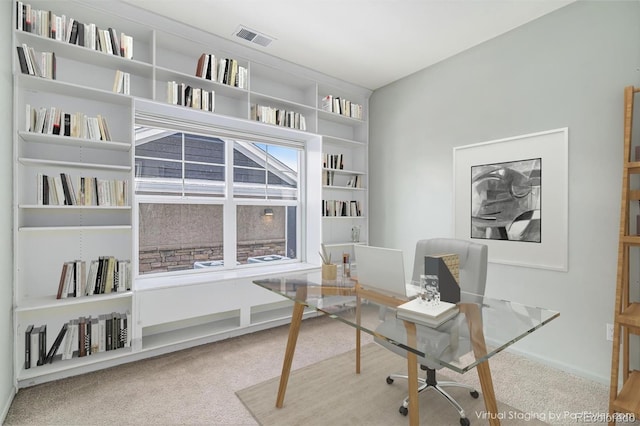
left=609, top=85, right=640, bottom=424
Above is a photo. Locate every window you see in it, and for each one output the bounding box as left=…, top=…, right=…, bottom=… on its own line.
left=135, top=125, right=302, bottom=275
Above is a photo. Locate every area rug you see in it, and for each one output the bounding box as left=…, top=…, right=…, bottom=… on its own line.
left=236, top=343, right=548, bottom=425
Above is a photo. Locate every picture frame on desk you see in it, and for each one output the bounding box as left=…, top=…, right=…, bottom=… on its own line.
left=453, top=128, right=568, bottom=271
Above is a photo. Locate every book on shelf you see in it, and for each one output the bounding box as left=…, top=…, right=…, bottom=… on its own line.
left=29, top=325, right=40, bottom=368
left=37, top=324, right=47, bottom=366
left=62, top=319, right=78, bottom=360
left=44, top=323, right=68, bottom=364
left=112, top=70, right=130, bottom=95
left=396, top=298, right=459, bottom=328
left=24, top=324, right=33, bottom=369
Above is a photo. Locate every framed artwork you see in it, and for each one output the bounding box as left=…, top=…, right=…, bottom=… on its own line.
left=453, top=128, right=568, bottom=271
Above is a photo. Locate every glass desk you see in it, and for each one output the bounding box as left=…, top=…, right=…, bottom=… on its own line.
left=253, top=271, right=559, bottom=426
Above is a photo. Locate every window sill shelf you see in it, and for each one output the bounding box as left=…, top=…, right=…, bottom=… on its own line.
left=135, top=262, right=320, bottom=291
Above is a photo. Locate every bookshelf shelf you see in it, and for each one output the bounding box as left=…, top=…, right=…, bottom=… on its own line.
left=12, top=0, right=369, bottom=387
left=16, top=291, right=133, bottom=313
left=17, top=73, right=132, bottom=105
left=18, top=157, right=132, bottom=171
left=19, top=131, right=131, bottom=151
left=18, top=225, right=132, bottom=232
left=17, top=346, right=133, bottom=385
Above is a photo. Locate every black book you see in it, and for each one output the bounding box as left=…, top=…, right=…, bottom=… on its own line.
left=51, top=52, right=56, bottom=80
left=177, top=83, right=184, bottom=106
left=184, top=86, right=192, bottom=107
left=94, top=256, right=104, bottom=294
left=59, top=173, right=73, bottom=205
left=37, top=324, right=47, bottom=366
left=45, top=323, right=68, bottom=364
left=105, top=314, right=113, bottom=351
left=69, top=20, right=79, bottom=45
left=63, top=113, right=71, bottom=136
left=42, top=174, right=49, bottom=205
left=24, top=324, right=33, bottom=369
left=205, top=54, right=212, bottom=80
left=108, top=28, right=120, bottom=57
left=16, top=46, right=29, bottom=74
left=77, top=22, right=85, bottom=47
left=23, top=4, right=31, bottom=33
left=78, top=317, right=86, bottom=357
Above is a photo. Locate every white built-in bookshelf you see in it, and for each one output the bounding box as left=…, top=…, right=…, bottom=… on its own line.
left=12, top=0, right=369, bottom=387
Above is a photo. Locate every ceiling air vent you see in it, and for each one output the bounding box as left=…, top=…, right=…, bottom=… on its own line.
left=233, top=25, right=274, bottom=47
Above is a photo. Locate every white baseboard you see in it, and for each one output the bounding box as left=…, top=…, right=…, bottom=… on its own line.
left=505, top=346, right=609, bottom=385
left=0, top=386, right=16, bottom=424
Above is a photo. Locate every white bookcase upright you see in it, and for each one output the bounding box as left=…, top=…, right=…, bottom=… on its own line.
left=12, top=0, right=370, bottom=387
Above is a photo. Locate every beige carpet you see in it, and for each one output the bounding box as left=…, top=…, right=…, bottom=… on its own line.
left=237, top=343, right=547, bottom=426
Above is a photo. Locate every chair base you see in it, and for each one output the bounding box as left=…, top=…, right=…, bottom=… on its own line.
left=387, top=367, right=479, bottom=426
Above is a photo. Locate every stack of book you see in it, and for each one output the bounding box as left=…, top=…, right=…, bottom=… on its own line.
left=396, top=298, right=459, bottom=328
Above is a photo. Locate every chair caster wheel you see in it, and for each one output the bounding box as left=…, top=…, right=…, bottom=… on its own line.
left=460, top=417, right=470, bottom=426
left=470, top=390, right=479, bottom=399
left=399, top=406, right=408, bottom=416
left=386, top=376, right=394, bottom=385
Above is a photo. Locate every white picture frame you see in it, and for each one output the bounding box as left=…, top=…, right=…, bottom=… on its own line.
left=453, top=128, right=568, bottom=271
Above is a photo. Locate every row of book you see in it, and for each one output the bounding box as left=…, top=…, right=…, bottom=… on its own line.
left=16, top=43, right=55, bottom=79
left=16, top=2, right=134, bottom=59
left=24, top=311, right=130, bottom=368
left=321, top=95, right=363, bottom=120
left=322, top=200, right=363, bottom=217
left=56, top=257, right=131, bottom=300
left=323, top=153, right=344, bottom=170
left=323, top=170, right=363, bottom=188
left=27, top=104, right=112, bottom=141
left=37, top=173, right=129, bottom=207
left=167, top=81, right=216, bottom=112
left=251, top=104, right=307, bottom=131
left=195, top=53, right=248, bottom=89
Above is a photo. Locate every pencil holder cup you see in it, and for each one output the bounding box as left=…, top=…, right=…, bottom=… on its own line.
left=322, top=264, right=337, bottom=281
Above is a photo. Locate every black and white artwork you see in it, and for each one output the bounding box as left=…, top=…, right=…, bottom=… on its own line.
left=470, top=158, right=541, bottom=242
left=454, top=128, right=568, bottom=271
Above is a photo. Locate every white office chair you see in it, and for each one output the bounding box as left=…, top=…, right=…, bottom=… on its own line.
left=374, top=238, right=488, bottom=426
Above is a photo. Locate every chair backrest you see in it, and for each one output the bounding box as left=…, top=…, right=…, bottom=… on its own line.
left=410, top=238, right=488, bottom=296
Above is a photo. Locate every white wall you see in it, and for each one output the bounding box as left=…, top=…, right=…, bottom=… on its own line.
left=0, top=0, right=16, bottom=417
left=369, top=0, right=640, bottom=383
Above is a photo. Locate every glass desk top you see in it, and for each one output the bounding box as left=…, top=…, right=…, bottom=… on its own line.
left=253, top=271, right=560, bottom=374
